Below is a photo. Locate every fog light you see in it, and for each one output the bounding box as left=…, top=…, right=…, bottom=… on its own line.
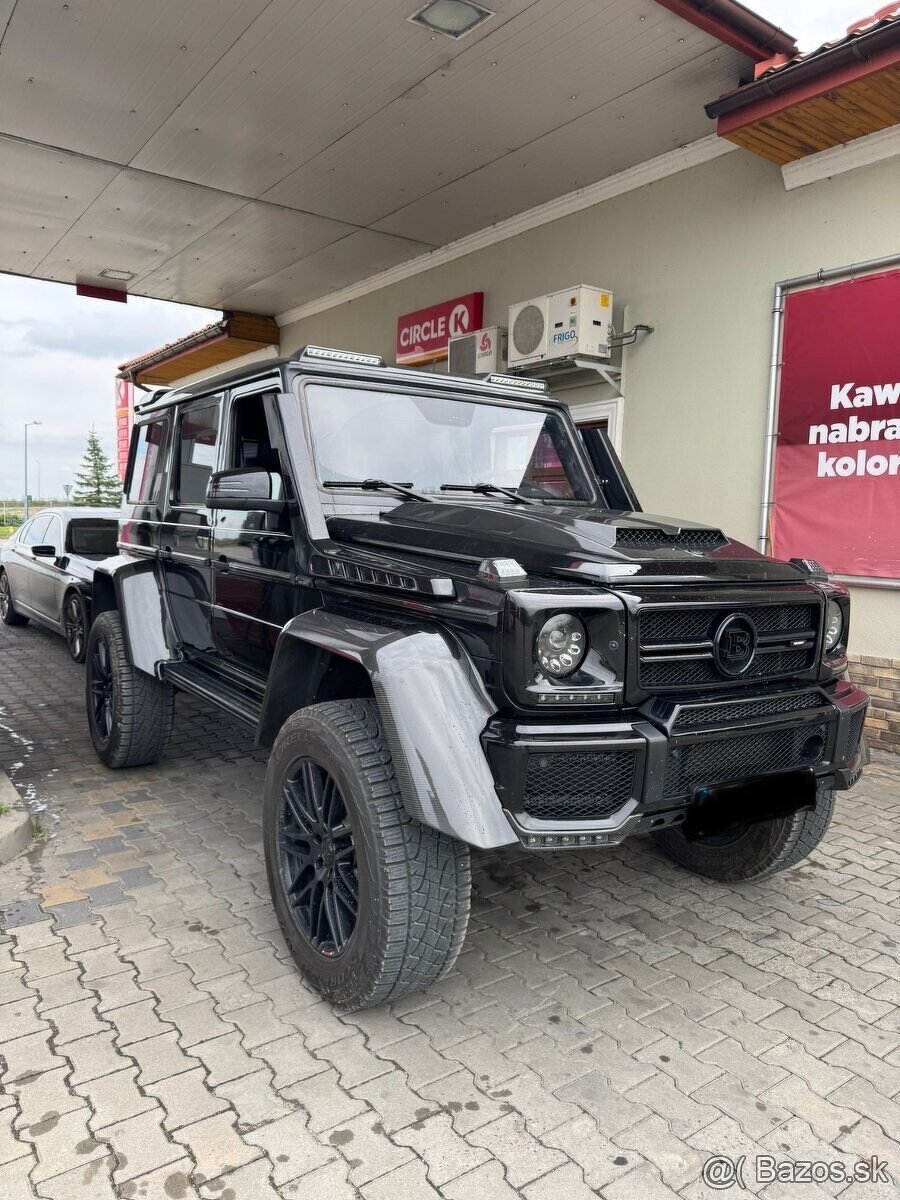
left=801, top=734, right=825, bottom=764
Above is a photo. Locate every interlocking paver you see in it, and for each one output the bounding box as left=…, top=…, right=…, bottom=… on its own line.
left=2, top=625, right=900, bottom=1199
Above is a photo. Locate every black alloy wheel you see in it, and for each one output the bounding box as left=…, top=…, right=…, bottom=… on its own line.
left=277, top=759, right=358, bottom=957
left=89, top=630, right=116, bottom=742
left=64, top=592, right=88, bottom=662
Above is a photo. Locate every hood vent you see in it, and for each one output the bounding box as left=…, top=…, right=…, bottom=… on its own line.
left=615, top=527, right=728, bottom=552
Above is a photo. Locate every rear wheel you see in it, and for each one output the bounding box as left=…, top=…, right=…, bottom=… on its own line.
left=0, top=571, right=28, bottom=626
left=653, top=783, right=835, bottom=881
left=64, top=591, right=88, bottom=662
left=85, top=611, right=173, bottom=768
left=264, top=699, right=471, bottom=1009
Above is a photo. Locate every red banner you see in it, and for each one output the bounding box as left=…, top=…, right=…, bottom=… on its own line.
left=396, top=292, right=483, bottom=365
left=115, top=378, right=134, bottom=481
left=771, top=269, right=900, bottom=579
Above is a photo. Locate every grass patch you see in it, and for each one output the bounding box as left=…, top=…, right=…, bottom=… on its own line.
left=0, top=802, right=9, bottom=817
left=31, top=817, right=46, bottom=841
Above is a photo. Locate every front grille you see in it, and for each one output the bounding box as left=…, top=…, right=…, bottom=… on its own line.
left=638, top=601, right=820, bottom=692
left=841, top=708, right=866, bottom=762
left=663, top=723, right=828, bottom=798
left=673, top=691, right=823, bottom=730
left=615, top=527, right=727, bottom=552
left=523, top=751, right=635, bottom=820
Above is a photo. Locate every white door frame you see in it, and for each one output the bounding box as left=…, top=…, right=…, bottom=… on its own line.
left=566, top=396, right=624, bottom=453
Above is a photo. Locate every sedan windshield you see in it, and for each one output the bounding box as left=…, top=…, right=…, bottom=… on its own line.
left=305, top=384, right=594, bottom=502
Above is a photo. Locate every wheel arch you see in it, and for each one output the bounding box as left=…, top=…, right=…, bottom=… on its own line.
left=91, top=556, right=177, bottom=676
left=259, top=610, right=516, bottom=849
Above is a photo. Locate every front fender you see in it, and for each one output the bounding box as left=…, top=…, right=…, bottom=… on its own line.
left=92, top=555, right=176, bottom=676
left=260, top=610, right=516, bottom=849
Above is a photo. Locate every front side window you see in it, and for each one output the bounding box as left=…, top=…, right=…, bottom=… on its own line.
left=23, top=515, right=51, bottom=546
left=304, top=385, right=594, bottom=502
left=175, top=401, right=220, bottom=506
left=127, top=419, right=168, bottom=504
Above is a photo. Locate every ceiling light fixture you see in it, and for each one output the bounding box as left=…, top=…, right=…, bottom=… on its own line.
left=99, top=267, right=136, bottom=282
left=409, top=0, right=494, bottom=39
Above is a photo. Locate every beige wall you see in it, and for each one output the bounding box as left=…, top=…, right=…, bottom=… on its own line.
left=279, top=149, right=899, bottom=656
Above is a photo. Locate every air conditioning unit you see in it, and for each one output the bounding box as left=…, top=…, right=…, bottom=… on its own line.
left=448, top=326, right=507, bottom=376
left=508, top=285, right=614, bottom=367
left=508, top=295, right=550, bottom=367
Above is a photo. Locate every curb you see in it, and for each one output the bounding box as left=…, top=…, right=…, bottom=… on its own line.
left=0, top=771, right=32, bottom=865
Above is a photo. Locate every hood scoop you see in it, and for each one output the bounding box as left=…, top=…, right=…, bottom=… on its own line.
left=614, top=527, right=727, bottom=552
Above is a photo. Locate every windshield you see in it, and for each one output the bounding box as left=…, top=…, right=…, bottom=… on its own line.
left=68, top=520, right=118, bottom=557
left=304, top=384, right=594, bottom=502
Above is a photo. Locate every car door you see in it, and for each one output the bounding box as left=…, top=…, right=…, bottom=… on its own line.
left=8, top=515, right=51, bottom=613
left=159, top=397, right=222, bottom=656
left=211, top=389, right=299, bottom=680
left=28, top=512, right=65, bottom=624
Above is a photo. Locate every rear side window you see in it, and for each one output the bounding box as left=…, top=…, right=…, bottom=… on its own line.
left=68, top=520, right=118, bottom=556
left=175, top=401, right=220, bottom=506
left=127, top=419, right=168, bottom=504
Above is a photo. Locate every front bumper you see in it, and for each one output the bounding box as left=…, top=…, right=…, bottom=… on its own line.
left=482, top=680, right=869, bottom=849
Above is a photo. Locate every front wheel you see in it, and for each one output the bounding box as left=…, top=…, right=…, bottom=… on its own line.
left=64, top=591, right=88, bottom=662
left=85, top=611, right=173, bottom=768
left=0, top=571, right=28, bottom=626
left=264, top=699, right=471, bottom=1009
left=653, top=783, right=835, bottom=882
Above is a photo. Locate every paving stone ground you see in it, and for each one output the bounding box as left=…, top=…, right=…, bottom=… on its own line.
left=1, top=617, right=899, bottom=1199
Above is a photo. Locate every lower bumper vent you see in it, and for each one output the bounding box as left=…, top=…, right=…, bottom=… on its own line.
left=523, top=751, right=636, bottom=820
left=664, top=723, right=828, bottom=799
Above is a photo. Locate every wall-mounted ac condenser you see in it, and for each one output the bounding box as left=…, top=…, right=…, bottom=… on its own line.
left=448, top=326, right=507, bottom=376
left=508, top=285, right=613, bottom=367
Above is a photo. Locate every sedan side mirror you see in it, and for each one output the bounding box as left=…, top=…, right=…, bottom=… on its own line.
left=32, top=544, right=58, bottom=557
left=206, top=469, right=286, bottom=513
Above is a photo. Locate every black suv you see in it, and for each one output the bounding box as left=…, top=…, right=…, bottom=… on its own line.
left=86, top=346, right=868, bottom=1009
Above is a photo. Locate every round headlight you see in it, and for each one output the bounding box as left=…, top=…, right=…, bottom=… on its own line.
left=824, top=600, right=844, bottom=653
left=536, top=613, right=588, bottom=677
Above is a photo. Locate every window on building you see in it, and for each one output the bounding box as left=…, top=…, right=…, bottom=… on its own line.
left=175, top=401, right=220, bottom=506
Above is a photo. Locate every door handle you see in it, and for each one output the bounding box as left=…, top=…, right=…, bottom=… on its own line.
left=216, top=555, right=229, bottom=572
left=161, top=545, right=173, bottom=559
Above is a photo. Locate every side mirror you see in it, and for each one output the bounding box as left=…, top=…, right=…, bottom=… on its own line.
left=206, top=469, right=286, bottom=513
left=32, top=544, right=57, bottom=558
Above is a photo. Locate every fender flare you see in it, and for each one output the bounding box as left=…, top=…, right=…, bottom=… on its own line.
left=91, top=555, right=176, bottom=676
left=259, top=610, right=517, bottom=849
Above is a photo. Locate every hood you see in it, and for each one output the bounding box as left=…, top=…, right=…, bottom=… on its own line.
left=327, top=502, right=804, bottom=584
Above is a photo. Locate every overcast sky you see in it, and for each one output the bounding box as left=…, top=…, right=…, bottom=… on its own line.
left=0, top=0, right=872, bottom=500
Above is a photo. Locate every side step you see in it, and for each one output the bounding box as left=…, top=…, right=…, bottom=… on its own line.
left=164, top=662, right=263, bottom=731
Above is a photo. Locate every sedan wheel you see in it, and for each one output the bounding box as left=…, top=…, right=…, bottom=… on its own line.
left=0, top=572, right=28, bottom=626
left=64, top=592, right=88, bottom=662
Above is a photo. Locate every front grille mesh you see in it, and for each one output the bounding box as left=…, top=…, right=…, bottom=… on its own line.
left=673, top=691, right=824, bottom=729
left=641, top=650, right=810, bottom=690
left=523, top=751, right=635, bottom=820
left=663, top=723, right=828, bottom=798
left=841, top=709, right=866, bottom=763
left=638, top=601, right=820, bottom=691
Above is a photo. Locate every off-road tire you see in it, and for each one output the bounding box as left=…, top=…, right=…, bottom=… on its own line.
left=653, top=783, right=835, bottom=882
left=264, top=699, right=471, bottom=1009
left=0, top=571, right=28, bottom=626
left=85, top=611, right=174, bottom=768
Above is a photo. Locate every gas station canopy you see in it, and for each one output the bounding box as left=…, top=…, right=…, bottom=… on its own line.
left=0, top=0, right=793, bottom=317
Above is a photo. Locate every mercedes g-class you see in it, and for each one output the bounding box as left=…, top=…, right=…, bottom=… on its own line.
left=86, top=346, right=869, bottom=1008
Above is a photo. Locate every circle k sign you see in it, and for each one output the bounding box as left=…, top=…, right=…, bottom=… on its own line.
left=396, top=292, right=484, bottom=364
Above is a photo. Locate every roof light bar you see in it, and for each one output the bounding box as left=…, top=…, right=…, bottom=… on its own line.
left=302, top=345, right=384, bottom=366
left=485, top=373, right=549, bottom=392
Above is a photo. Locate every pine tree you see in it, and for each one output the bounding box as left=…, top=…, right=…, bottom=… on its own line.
left=72, top=427, right=122, bottom=507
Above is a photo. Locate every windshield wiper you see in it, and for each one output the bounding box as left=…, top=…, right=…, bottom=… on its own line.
left=440, top=482, right=535, bottom=505
left=323, top=479, right=432, bottom=503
